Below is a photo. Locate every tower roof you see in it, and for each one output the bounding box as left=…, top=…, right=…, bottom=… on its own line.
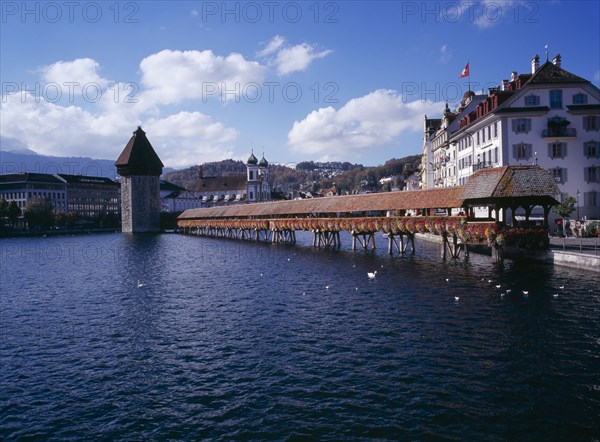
left=115, top=127, right=164, bottom=176
left=258, top=154, right=268, bottom=167
left=247, top=151, right=258, bottom=165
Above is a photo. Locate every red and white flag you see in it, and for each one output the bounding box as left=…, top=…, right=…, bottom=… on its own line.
left=459, top=62, right=470, bottom=78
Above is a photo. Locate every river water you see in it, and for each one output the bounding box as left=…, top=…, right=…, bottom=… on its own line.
left=1, top=232, right=599, bottom=440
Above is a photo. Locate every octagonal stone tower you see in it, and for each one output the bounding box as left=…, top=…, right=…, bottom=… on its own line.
left=115, top=127, right=164, bottom=233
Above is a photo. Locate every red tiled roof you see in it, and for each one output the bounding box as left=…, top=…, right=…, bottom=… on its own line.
left=179, top=187, right=464, bottom=219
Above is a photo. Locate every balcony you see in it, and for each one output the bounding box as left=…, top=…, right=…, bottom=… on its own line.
left=542, top=127, right=577, bottom=138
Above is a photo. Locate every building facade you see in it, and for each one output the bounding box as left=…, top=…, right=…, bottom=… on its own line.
left=421, top=54, right=600, bottom=220
left=160, top=180, right=203, bottom=212
left=57, top=174, right=119, bottom=218
left=0, top=173, right=67, bottom=212
left=0, top=172, right=119, bottom=218
left=190, top=151, right=271, bottom=206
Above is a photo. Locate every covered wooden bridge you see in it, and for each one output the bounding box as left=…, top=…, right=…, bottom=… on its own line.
left=177, top=166, right=560, bottom=258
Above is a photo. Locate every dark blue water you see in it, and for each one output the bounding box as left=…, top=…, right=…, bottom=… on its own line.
left=1, top=232, right=599, bottom=441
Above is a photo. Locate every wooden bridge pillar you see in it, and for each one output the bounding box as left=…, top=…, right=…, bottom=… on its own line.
left=351, top=231, right=375, bottom=251
left=387, top=233, right=414, bottom=255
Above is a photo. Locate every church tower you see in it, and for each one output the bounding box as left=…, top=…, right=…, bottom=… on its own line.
left=258, top=154, right=271, bottom=201
left=246, top=150, right=259, bottom=202
left=115, top=127, right=164, bottom=232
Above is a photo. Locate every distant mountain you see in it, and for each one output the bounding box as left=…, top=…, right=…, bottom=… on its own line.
left=164, top=156, right=422, bottom=196
left=0, top=150, right=120, bottom=179
left=0, top=137, right=174, bottom=179
left=0, top=136, right=38, bottom=155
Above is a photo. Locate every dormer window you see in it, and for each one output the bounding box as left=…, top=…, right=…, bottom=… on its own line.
left=524, top=95, right=540, bottom=106
left=549, top=90, right=562, bottom=109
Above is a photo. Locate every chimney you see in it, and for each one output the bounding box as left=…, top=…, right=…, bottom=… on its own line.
left=511, top=71, right=518, bottom=82
left=531, top=54, right=540, bottom=73
left=501, top=79, right=510, bottom=91
left=552, top=53, right=562, bottom=67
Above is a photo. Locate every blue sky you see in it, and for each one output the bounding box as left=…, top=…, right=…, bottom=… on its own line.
left=1, top=0, right=599, bottom=169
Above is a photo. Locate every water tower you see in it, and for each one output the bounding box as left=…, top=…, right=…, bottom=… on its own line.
left=115, top=127, right=164, bottom=233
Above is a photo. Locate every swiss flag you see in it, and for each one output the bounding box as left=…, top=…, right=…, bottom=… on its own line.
left=459, top=62, right=470, bottom=78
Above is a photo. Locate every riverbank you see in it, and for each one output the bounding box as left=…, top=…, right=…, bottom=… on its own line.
left=415, top=233, right=599, bottom=273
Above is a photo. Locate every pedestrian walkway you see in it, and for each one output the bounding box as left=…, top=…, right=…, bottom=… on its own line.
left=549, top=236, right=600, bottom=256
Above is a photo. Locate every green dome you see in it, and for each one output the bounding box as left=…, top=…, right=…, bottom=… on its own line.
left=258, top=155, right=268, bottom=167
left=247, top=152, right=258, bottom=165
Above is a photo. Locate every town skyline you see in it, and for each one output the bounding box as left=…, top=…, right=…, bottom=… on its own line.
left=1, top=1, right=599, bottom=170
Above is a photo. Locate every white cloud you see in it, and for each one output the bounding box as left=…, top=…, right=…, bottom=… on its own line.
left=288, top=89, right=440, bottom=160
left=139, top=49, right=266, bottom=106
left=258, top=36, right=331, bottom=76
left=0, top=54, right=242, bottom=168
left=257, top=35, right=285, bottom=58
left=459, top=0, right=520, bottom=29
left=593, top=70, right=600, bottom=82
left=145, top=112, right=237, bottom=168
left=440, top=44, right=452, bottom=63
left=41, top=58, right=109, bottom=87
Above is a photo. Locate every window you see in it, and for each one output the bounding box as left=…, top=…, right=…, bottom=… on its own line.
left=584, top=141, right=600, bottom=158
left=249, top=170, right=254, bottom=180
left=476, top=132, right=480, bottom=144
left=513, top=143, right=532, bottom=160
left=482, top=129, right=485, bottom=143
left=585, top=191, right=598, bottom=207
left=548, top=142, right=567, bottom=159
left=549, top=90, right=562, bottom=109
left=487, top=126, right=491, bottom=140
left=583, top=116, right=600, bottom=131
left=494, top=147, right=498, bottom=163
left=551, top=168, right=567, bottom=184
left=493, top=122, right=498, bottom=138
left=584, top=166, right=599, bottom=183
left=525, top=95, right=540, bottom=106
left=512, top=118, right=531, bottom=134
left=573, top=93, right=588, bottom=104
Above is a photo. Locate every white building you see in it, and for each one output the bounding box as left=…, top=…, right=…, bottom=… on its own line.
left=190, top=151, right=271, bottom=205
left=160, top=180, right=203, bottom=212
left=422, top=54, right=600, bottom=220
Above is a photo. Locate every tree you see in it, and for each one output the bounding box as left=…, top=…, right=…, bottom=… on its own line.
left=6, top=201, right=21, bottom=226
left=24, top=198, right=54, bottom=230
left=554, top=196, right=576, bottom=237
left=554, top=196, right=576, bottom=219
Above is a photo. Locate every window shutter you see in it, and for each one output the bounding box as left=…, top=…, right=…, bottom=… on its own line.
left=511, top=119, right=516, bottom=132
left=513, top=144, right=517, bottom=159
left=548, top=143, right=553, bottom=158
left=562, top=168, right=567, bottom=183
left=526, top=144, right=532, bottom=159
left=526, top=119, right=531, bottom=133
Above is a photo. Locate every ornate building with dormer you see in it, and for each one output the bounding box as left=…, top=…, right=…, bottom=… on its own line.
left=421, top=53, right=600, bottom=220
left=189, top=151, right=271, bottom=206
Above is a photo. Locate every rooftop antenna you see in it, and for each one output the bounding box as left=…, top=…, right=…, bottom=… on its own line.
left=545, top=44, right=549, bottom=62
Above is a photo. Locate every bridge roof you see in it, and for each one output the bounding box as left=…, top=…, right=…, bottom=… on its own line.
left=462, top=165, right=560, bottom=203
left=179, top=187, right=464, bottom=219
left=178, top=166, right=559, bottom=220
